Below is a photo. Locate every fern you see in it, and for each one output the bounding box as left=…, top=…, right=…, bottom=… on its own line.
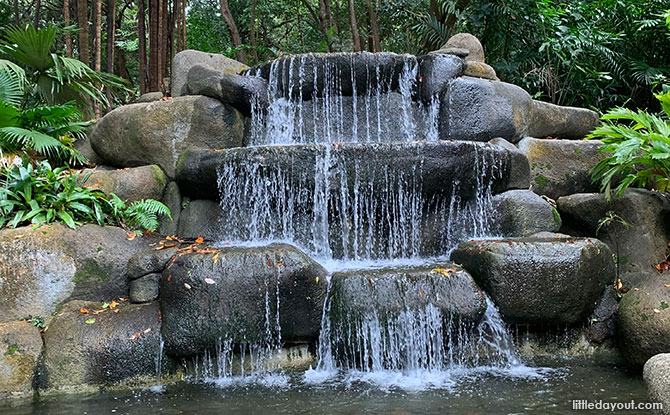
left=117, top=197, right=171, bottom=233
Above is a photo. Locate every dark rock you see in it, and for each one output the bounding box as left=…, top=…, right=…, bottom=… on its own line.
left=443, top=33, right=485, bottom=63
left=0, top=225, right=151, bottom=323
left=417, top=53, right=465, bottom=103
left=492, top=190, right=561, bottom=237
left=176, top=199, right=224, bottom=240
left=529, top=100, right=600, bottom=140
left=586, top=285, right=618, bottom=345
left=0, top=321, right=42, bottom=399
left=176, top=140, right=530, bottom=201
left=439, top=77, right=532, bottom=143
left=130, top=273, right=161, bottom=303
left=186, top=64, right=268, bottom=115
left=160, top=244, right=328, bottom=357
left=137, top=92, right=164, bottom=103
left=488, top=137, right=531, bottom=190
left=557, top=189, right=670, bottom=272
left=89, top=96, right=245, bottom=178
left=171, top=49, right=248, bottom=97
left=451, top=234, right=615, bottom=326
left=330, top=263, right=486, bottom=323
left=159, top=182, right=181, bottom=236
left=42, top=300, right=176, bottom=390
left=644, top=353, right=670, bottom=414
left=618, top=275, right=670, bottom=367
left=79, top=165, right=167, bottom=202
left=518, top=137, right=606, bottom=199
left=127, top=248, right=178, bottom=280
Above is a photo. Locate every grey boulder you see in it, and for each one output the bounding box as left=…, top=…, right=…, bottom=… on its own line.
left=528, top=100, right=600, bottom=140
left=0, top=321, right=42, bottom=399
left=491, top=189, right=561, bottom=237
left=171, top=49, right=249, bottom=97
left=79, top=165, right=167, bottom=202
left=644, top=353, right=670, bottom=414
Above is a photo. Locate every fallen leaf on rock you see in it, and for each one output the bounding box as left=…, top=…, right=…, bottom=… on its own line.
left=143, top=328, right=152, bottom=334
left=433, top=268, right=452, bottom=278
left=113, top=309, right=120, bottom=313
left=184, top=283, right=192, bottom=290
left=129, top=332, right=140, bottom=340
left=127, top=232, right=136, bottom=241
left=419, top=290, right=423, bottom=297
left=213, top=253, right=220, bottom=263
left=85, top=318, right=95, bottom=324
left=204, top=278, right=215, bottom=285
left=315, top=276, right=319, bottom=284
left=156, top=243, right=177, bottom=250
left=634, top=288, right=639, bottom=291
left=195, top=237, right=204, bottom=244
left=80, top=308, right=89, bottom=314
left=665, top=284, right=670, bottom=288
left=109, top=300, right=117, bottom=309
left=654, top=309, right=661, bottom=314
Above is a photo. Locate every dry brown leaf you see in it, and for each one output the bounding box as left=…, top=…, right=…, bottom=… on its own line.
left=126, top=232, right=137, bottom=241
left=129, top=332, right=140, bottom=340
left=195, top=237, right=204, bottom=244
left=184, top=283, right=192, bottom=290
left=143, top=328, right=152, bottom=334
left=80, top=308, right=89, bottom=314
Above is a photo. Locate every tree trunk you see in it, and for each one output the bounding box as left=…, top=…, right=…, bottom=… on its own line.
left=148, top=0, right=159, bottom=91
left=324, top=0, right=337, bottom=33
left=299, top=0, right=332, bottom=52
left=106, top=0, right=116, bottom=74
left=64, top=0, right=73, bottom=57
left=117, top=47, right=129, bottom=80
left=34, top=0, right=41, bottom=28
left=173, top=0, right=181, bottom=54
left=250, top=0, right=258, bottom=64
left=347, top=0, right=362, bottom=52
left=181, top=0, right=186, bottom=50
left=138, top=0, right=148, bottom=93
left=93, top=0, right=102, bottom=117
left=14, top=0, right=19, bottom=25
left=219, top=0, right=247, bottom=64
left=77, top=0, right=89, bottom=66
left=366, top=0, right=380, bottom=52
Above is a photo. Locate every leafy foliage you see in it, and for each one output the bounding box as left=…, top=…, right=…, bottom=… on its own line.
left=588, top=88, right=670, bottom=200
left=0, top=160, right=171, bottom=232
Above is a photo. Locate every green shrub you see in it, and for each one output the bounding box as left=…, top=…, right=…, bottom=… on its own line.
left=0, top=160, right=171, bottom=233
left=588, top=88, right=670, bottom=200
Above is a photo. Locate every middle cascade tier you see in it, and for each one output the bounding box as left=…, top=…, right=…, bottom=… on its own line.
left=176, top=140, right=529, bottom=261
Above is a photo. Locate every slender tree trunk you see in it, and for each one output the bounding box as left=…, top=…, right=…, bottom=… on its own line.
left=148, top=0, right=159, bottom=91
left=138, top=0, right=148, bottom=93
left=77, top=0, right=90, bottom=66
left=181, top=0, right=187, bottom=51
left=117, top=48, right=129, bottom=80
left=173, top=0, right=180, bottom=56
left=250, top=0, right=258, bottom=64
left=14, top=0, right=19, bottom=25
left=106, top=0, right=116, bottom=74
left=219, top=0, right=247, bottom=64
left=347, top=0, right=362, bottom=52
left=64, top=0, right=73, bottom=57
left=366, top=0, right=380, bottom=52
left=34, top=0, right=41, bottom=27
left=93, top=0, right=102, bottom=117
left=324, top=0, right=337, bottom=33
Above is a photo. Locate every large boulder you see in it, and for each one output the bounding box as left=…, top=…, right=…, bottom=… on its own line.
left=644, top=353, right=670, bottom=415
left=442, top=33, right=485, bottom=63
left=528, top=100, right=599, bottom=140
left=158, top=181, right=181, bottom=236
left=171, top=49, right=249, bottom=97
left=518, top=137, right=606, bottom=199
left=491, top=189, right=561, bottom=237
left=557, top=189, right=670, bottom=272
left=79, top=165, right=167, bottom=202
left=451, top=234, right=615, bottom=326
left=439, top=77, right=532, bottom=143
left=89, top=96, right=245, bottom=178
left=618, top=275, right=670, bottom=367
left=417, top=53, right=465, bottom=103
left=0, top=321, right=42, bottom=399
left=160, top=244, right=328, bottom=357
left=176, top=199, right=224, bottom=240
left=0, top=224, right=151, bottom=323
left=42, top=300, right=175, bottom=390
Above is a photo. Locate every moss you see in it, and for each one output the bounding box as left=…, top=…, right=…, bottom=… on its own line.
left=545, top=163, right=552, bottom=170
left=5, top=344, right=18, bottom=356
left=574, top=147, right=582, bottom=154
left=151, top=165, right=167, bottom=188
left=73, top=259, right=110, bottom=283
left=51, top=303, right=64, bottom=316
left=534, top=174, right=548, bottom=189
left=552, top=207, right=562, bottom=227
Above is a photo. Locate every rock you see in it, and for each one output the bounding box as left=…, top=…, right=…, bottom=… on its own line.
left=439, top=77, right=532, bottom=143
left=246, top=52, right=418, bottom=100
left=89, top=96, right=245, bottom=178
left=129, top=273, right=161, bottom=303
left=160, top=244, right=328, bottom=357
left=79, top=165, right=167, bottom=202
left=127, top=248, right=178, bottom=280
left=644, top=353, right=670, bottom=415
left=463, top=61, right=499, bottom=80
left=0, top=321, right=42, bottom=399
left=451, top=234, right=615, bottom=325
left=158, top=182, right=181, bottom=236
left=0, top=224, right=151, bottom=323
left=176, top=140, right=530, bottom=201
left=618, top=276, right=670, bottom=367
left=137, top=92, right=164, bottom=103
left=586, top=285, right=618, bottom=345
left=330, top=263, right=486, bottom=323
left=432, top=47, right=469, bottom=58
left=492, top=190, right=561, bottom=237
left=443, top=33, right=486, bottom=62
left=529, top=100, right=600, bottom=140
left=488, top=137, right=531, bottom=190
left=518, top=137, right=606, bottom=199
left=557, top=189, right=670, bottom=272
left=73, top=138, right=104, bottom=166
left=176, top=199, right=224, bottom=240
left=417, top=53, right=465, bottom=102
left=42, top=300, right=175, bottom=390
left=186, top=64, right=268, bottom=115
left=171, top=49, right=249, bottom=97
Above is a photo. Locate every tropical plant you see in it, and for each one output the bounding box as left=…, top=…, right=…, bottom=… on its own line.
left=588, top=88, right=670, bottom=200
left=0, top=160, right=171, bottom=233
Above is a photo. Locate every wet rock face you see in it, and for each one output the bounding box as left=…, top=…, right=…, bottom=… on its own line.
left=0, top=321, right=42, bottom=399
left=42, top=300, right=175, bottom=390
left=160, top=244, right=328, bottom=358
left=618, top=276, right=670, bottom=368
left=644, top=353, right=670, bottom=415
left=451, top=234, right=615, bottom=326
left=557, top=189, right=670, bottom=273
left=89, top=96, right=244, bottom=178
left=491, top=189, right=561, bottom=237
left=518, top=137, right=606, bottom=200
left=0, top=225, right=151, bottom=323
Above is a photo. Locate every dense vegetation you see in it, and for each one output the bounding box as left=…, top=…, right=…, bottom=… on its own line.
left=2, top=0, right=668, bottom=112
